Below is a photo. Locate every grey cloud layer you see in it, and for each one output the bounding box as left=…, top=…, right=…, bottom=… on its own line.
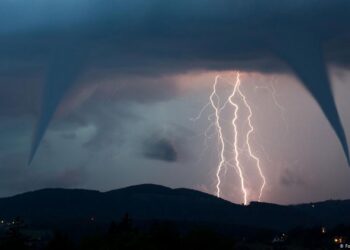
left=1, top=0, right=349, bottom=73
left=0, top=0, right=349, bottom=164
left=143, top=138, right=178, bottom=163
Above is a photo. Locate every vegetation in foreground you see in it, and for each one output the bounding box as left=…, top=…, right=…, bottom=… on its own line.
left=0, top=214, right=349, bottom=250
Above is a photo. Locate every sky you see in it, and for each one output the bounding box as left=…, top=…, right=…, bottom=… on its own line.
left=0, top=0, right=350, bottom=205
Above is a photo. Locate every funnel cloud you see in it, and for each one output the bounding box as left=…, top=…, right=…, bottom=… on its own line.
left=0, top=0, right=349, bottom=165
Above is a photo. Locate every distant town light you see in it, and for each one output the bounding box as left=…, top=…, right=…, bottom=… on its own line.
left=334, top=237, right=345, bottom=244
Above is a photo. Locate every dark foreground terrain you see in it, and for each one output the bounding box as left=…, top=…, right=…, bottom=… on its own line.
left=0, top=184, right=349, bottom=249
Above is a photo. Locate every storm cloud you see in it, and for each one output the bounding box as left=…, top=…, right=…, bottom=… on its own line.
left=0, top=0, right=345, bottom=164
left=0, top=0, right=350, bottom=201
left=143, top=138, right=178, bottom=163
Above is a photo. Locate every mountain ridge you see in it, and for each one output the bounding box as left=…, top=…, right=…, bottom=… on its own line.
left=0, top=184, right=349, bottom=231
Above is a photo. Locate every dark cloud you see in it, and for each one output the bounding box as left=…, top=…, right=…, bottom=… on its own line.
left=0, top=74, right=43, bottom=117
left=142, top=138, right=177, bottom=163
left=0, top=0, right=350, bottom=164
left=45, top=166, right=88, bottom=188
left=78, top=100, right=140, bottom=151
left=280, top=168, right=308, bottom=188
left=0, top=153, right=27, bottom=182
left=87, top=74, right=180, bottom=104
left=140, top=124, right=194, bottom=163
left=0, top=152, right=87, bottom=196
left=60, top=132, right=77, bottom=140
left=1, top=0, right=349, bottom=74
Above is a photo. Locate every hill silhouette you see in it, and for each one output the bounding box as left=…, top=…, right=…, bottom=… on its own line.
left=0, top=184, right=349, bottom=232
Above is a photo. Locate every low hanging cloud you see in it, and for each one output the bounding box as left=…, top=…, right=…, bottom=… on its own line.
left=0, top=0, right=350, bottom=165
left=0, top=152, right=87, bottom=196
left=280, top=168, right=308, bottom=188
left=142, top=138, right=178, bottom=163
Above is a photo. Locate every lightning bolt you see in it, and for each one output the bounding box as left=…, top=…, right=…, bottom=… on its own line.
left=191, top=72, right=267, bottom=205
left=269, top=82, right=289, bottom=133
left=228, top=74, right=249, bottom=205
left=233, top=73, right=266, bottom=202
left=209, top=76, right=228, bottom=198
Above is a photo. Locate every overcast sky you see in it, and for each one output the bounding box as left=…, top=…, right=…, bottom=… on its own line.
left=0, top=0, right=350, bottom=205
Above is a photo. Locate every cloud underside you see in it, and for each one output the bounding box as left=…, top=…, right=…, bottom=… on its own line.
left=0, top=1, right=349, bottom=165
left=143, top=138, right=178, bottom=163
left=29, top=39, right=350, bottom=165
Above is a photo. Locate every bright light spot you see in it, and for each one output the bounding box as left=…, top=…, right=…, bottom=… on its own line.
left=192, top=72, right=268, bottom=205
